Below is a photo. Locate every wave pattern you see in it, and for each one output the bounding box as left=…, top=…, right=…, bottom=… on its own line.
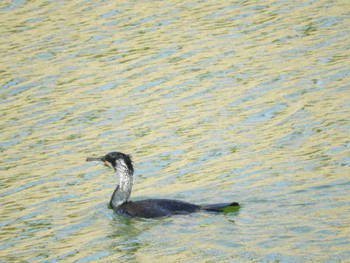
left=1, top=0, right=349, bottom=262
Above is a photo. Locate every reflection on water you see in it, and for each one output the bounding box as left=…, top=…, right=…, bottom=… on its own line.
left=1, top=0, right=349, bottom=262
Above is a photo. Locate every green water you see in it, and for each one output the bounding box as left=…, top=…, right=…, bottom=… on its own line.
left=1, top=0, right=349, bottom=262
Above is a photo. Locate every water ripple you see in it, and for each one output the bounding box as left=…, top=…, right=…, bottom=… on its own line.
left=1, top=0, right=349, bottom=262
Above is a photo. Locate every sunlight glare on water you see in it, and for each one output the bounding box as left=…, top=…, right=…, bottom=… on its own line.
left=1, top=0, right=349, bottom=262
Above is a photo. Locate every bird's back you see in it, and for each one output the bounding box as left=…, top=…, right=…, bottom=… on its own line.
left=117, top=199, right=200, bottom=218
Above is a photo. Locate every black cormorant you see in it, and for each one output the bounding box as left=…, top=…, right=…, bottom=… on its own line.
left=86, top=152, right=239, bottom=218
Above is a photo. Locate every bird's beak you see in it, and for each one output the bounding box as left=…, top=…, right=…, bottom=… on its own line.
left=86, top=156, right=114, bottom=169
left=86, top=157, right=104, bottom=163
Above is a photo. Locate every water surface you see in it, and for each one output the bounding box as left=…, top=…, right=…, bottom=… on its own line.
left=1, top=0, right=349, bottom=262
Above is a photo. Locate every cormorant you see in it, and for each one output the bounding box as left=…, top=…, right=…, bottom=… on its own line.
left=86, top=152, right=239, bottom=218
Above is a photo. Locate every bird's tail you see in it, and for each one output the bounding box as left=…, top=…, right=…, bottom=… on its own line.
left=200, top=202, right=240, bottom=213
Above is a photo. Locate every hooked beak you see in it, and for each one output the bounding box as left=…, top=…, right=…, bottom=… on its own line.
left=86, top=157, right=104, bottom=163
left=86, top=156, right=114, bottom=170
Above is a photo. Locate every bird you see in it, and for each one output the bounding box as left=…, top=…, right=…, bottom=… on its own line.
left=86, top=151, right=239, bottom=218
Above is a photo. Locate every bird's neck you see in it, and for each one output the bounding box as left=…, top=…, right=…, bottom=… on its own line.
left=110, top=166, right=133, bottom=209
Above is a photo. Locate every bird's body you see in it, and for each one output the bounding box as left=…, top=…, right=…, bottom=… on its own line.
left=86, top=152, right=239, bottom=218
left=117, top=199, right=200, bottom=218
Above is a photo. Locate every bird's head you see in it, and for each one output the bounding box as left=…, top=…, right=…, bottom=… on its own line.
left=86, top=152, right=134, bottom=174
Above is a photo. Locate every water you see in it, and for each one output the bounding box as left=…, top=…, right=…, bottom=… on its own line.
left=1, top=0, right=349, bottom=262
